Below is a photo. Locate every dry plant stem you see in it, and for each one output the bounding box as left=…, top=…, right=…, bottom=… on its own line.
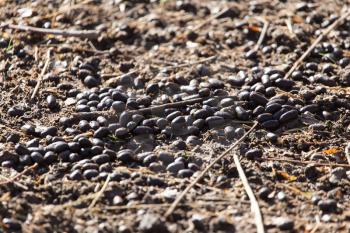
left=88, top=174, right=111, bottom=209
left=41, top=43, right=110, bottom=55
left=101, top=56, right=216, bottom=78
left=162, top=55, right=217, bottom=70
left=101, top=70, right=138, bottom=79
left=310, top=216, right=321, bottom=233
left=3, top=24, right=99, bottom=39
left=164, top=122, right=259, bottom=218
left=0, top=163, right=38, bottom=186
left=193, top=8, right=229, bottom=31
left=285, top=18, right=296, bottom=38
left=72, top=97, right=206, bottom=120
left=263, top=157, right=350, bottom=168
left=254, top=18, right=269, bottom=51
left=129, top=96, right=244, bottom=115
left=284, top=10, right=350, bottom=79
left=101, top=199, right=248, bottom=211
left=277, top=183, right=312, bottom=199
left=0, top=174, right=28, bottom=190
left=345, top=143, right=350, bottom=165
left=73, top=96, right=247, bottom=120
left=233, top=151, right=265, bottom=233
left=131, top=97, right=205, bottom=115
left=31, top=49, right=52, bottom=100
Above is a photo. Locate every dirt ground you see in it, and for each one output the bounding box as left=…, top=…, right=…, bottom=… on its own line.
left=1, top=0, right=350, bottom=232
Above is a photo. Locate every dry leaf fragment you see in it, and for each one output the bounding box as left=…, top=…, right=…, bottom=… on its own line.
left=247, top=25, right=261, bottom=32
left=292, top=15, right=304, bottom=24
left=274, top=169, right=298, bottom=182
left=278, top=183, right=312, bottom=199
left=323, top=147, right=341, bottom=155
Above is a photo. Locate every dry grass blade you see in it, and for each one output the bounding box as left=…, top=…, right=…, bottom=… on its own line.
left=192, top=8, right=229, bottom=31
left=162, top=55, right=217, bottom=70
left=31, top=49, right=52, bottom=100
left=277, top=183, right=312, bottom=199
left=88, top=174, right=111, bottom=209
left=254, top=18, right=269, bottom=51
left=2, top=24, right=99, bottom=39
left=101, top=56, right=216, bottom=78
left=262, top=157, right=350, bottom=168
left=72, top=97, right=206, bottom=120
left=164, top=122, right=259, bottom=218
left=73, top=96, right=247, bottom=120
left=0, top=163, right=38, bottom=186
left=284, top=9, right=350, bottom=79
left=233, top=151, right=265, bottom=233
left=310, top=216, right=321, bottom=233
left=101, top=70, right=138, bottom=79
left=345, top=143, right=350, bottom=165
left=0, top=174, right=28, bottom=190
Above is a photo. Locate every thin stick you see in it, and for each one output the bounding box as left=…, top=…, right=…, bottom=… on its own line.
left=31, top=49, right=52, bottom=100
left=254, top=18, right=269, bottom=51
left=2, top=24, right=99, bottom=39
left=162, top=55, right=217, bottom=70
left=284, top=10, right=350, bottom=79
left=310, top=216, right=321, bottom=233
left=0, top=163, right=37, bottom=186
left=101, top=199, right=249, bottom=211
left=72, top=97, right=205, bottom=120
left=101, top=56, right=216, bottom=78
left=39, top=43, right=111, bottom=55
left=34, top=46, right=39, bottom=62
left=285, top=18, right=297, bottom=39
left=345, top=143, right=350, bottom=165
left=193, top=8, right=229, bottom=31
left=0, top=174, right=28, bottom=190
left=73, top=96, right=245, bottom=120
left=262, top=157, right=350, bottom=168
left=88, top=174, right=111, bottom=209
left=164, top=122, right=259, bottom=218
left=233, top=151, right=265, bottom=233
left=277, top=183, right=312, bottom=199
left=101, top=70, right=138, bottom=79
left=132, top=97, right=205, bottom=115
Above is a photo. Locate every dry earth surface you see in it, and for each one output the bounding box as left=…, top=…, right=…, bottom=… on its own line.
left=0, top=0, right=350, bottom=232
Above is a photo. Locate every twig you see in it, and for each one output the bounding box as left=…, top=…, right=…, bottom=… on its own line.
left=2, top=24, right=99, bottom=39
left=101, top=56, right=216, bottom=78
left=88, top=40, right=98, bottom=51
left=73, top=96, right=245, bottom=120
left=162, top=55, right=217, bottom=70
left=164, top=122, right=259, bottom=218
left=310, top=216, right=321, bottom=233
left=132, top=97, right=205, bottom=115
left=284, top=10, right=350, bottom=79
left=285, top=18, right=297, bottom=39
left=101, top=70, right=138, bottom=79
left=34, top=46, right=39, bottom=62
left=193, top=8, right=229, bottom=31
left=262, top=157, right=350, bottom=168
left=0, top=163, right=38, bottom=186
left=72, top=97, right=206, bottom=120
left=345, top=143, right=350, bottom=165
left=101, top=199, right=251, bottom=211
left=277, top=183, right=312, bottom=199
left=233, top=151, right=265, bottom=233
left=0, top=174, right=28, bottom=190
left=88, top=174, right=111, bottom=209
left=39, top=43, right=111, bottom=55
left=31, top=49, right=52, bottom=100
left=254, top=18, right=269, bottom=51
